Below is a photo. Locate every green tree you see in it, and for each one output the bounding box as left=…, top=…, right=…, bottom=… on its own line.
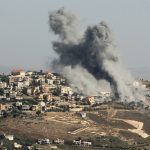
left=0, top=89, right=4, bottom=96
left=36, top=110, right=41, bottom=116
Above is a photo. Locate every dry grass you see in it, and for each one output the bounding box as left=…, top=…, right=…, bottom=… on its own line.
left=0, top=109, right=150, bottom=144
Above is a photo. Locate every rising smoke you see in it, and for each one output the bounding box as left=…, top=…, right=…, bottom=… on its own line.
left=49, top=8, right=143, bottom=101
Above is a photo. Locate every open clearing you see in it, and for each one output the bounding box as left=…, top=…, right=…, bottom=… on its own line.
left=0, top=109, right=150, bottom=145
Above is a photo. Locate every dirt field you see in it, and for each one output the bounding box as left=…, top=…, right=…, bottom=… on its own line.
left=0, top=109, right=150, bottom=146
left=114, top=110, right=150, bottom=134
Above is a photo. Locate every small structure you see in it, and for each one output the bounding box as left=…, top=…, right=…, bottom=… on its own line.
left=31, top=105, right=39, bottom=111
left=5, top=134, right=14, bottom=141
left=38, top=138, right=50, bottom=145
left=0, top=103, right=7, bottom=111
left=73, top=140, right=82, bottom=146
left=16, top=101, right=22, bottom=107
left=26, top=146, right=33, bottom=150
left=50, top=145, right=57, bottom=149
left=69, top=108, right=83, bottom=112
left=82, top=141, right=92, bottom=147
left=60, top=86, right=73, bottom=96
left=11, top=69, right=25, bottom=77
left=14, top=142, right=22, bottom=149
left=53, top=138, right=64, bottom=145
left=73, top=139, right=92, bottom=147
left=83, top=96, right=95, bottom=105
left=80, top=112, right=86, bottom=118
left=22, top=105, right=30, bottom=111
left=0, top=111, right=3, bottom=117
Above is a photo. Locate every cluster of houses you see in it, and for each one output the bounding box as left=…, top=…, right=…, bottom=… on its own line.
left=37, top=138, right=92, bottom=147
left=0, top=69, right=150, bottom=117
left=0, top=70, right=114, bottom=116
left=0, top=69, right=67, bottom=101
left=0, top=132, right=92, bottom=149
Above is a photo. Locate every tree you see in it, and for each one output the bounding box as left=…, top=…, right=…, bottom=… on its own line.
left=36, top=110, right=41, bottom=116
left=0, top=89, right=4, bottom=96
left=0, top=76, right=9, bottom=83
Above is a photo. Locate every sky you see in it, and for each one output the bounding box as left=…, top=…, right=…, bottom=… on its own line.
left=0, top=0, right=150, bottom=79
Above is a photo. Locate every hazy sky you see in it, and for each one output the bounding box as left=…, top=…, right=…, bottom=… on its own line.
left=0, top=0, right=150, bottom=78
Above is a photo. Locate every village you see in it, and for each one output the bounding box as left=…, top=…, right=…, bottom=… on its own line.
left=0, top=70, right=150, bottom=150
left=0, top=69, right=150, bottom=115
left=0, top=69, right=111, bottom=114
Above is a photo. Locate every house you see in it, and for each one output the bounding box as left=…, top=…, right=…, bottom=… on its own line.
left=83, top=96, right=95, bottom=105
left=26, top=71, right=33, bottom=76
left=17, top=81, right=24, bottom=89
left=23, top=80, right=30, bottom=87
left=37, top=93, right=52, bottom=101
left=49, top=84, right=57, bottom=90
left=37, top=93, right=44, bottom=100
left=82, top=141, right=92, bottom=147
left=38, top=138, right=50, bottom=144
left=0, top=95, right=6, bottom=99
left=31, top=105, right=39, bottom=111
left=60, top=86, right=73, bottom=96
left=0, top=103, right=7, bottom=111
left=4, top=134, right=14, bottom=141
left=9, top=91, right=17, bottom=99
left=27, top=87, right=33, bottom=95
left=53, top=138, right=64, bottom=145
left=16, top=95, right=23, bottom=100
left=14, top=142, right=22, bottom=149
left=42, top=93, right=53, bottom=101
left=46, top=79, right=54, bottom=85
left=47, top=93, right=53, bottom=101
left=16, top=101, right=22, bottom=107
left=42, top=84, right=51, bottom=93
left=53, top=79, right=61, bottom=85
left=22, top=105, right=30, bottom=111
left=73, top=140, right=81, bottom=146
left=11, top=69, right=25, bottom=77
left=38, top=102, right=46, bottom=111
left=69, top=107, right=83, bottom=112
left=51, top=75, right=57, bottom=80
left=80, top=112, right=86, bottom=118
left=9, top=75, right=24, bottom=84
left=3, top=89, right=10, bottom=95
left=73, top=139, right=92, bottom=147
left=26, top=146, right=34, bottom=150
left=101, top=92, right=111, bottom=97
left=50, top=145, right=57, bottom=149
left=0, top=82, right=7, bottom=88
left=34, top=86, right=40, bottom=93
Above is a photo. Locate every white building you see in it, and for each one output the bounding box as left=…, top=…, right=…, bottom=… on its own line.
left=60, top=86, right=73, bottom=96
left=5, top=135, right=14, bottom=141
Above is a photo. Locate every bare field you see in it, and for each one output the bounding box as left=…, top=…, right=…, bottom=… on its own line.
left=0, top=117, right=82, bottom=140
left=114, top=110, right=150, bottom=134
left=0, top=109, right=150, bottom=144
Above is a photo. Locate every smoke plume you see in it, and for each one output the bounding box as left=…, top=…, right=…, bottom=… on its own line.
left=49, top=8, right=144, bottom=101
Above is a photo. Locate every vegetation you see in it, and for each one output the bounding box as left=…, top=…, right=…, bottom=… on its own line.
left=36, top=110, right=41, bottom=116
left=0, top=88, right=4, bottom=96
left=0, top=75, right=9, bottom=83
left=14, top=134, right=36, bottom=146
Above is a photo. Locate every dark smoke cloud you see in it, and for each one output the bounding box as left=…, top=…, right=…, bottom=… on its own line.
left=49, top=8, right=145, bottom=101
